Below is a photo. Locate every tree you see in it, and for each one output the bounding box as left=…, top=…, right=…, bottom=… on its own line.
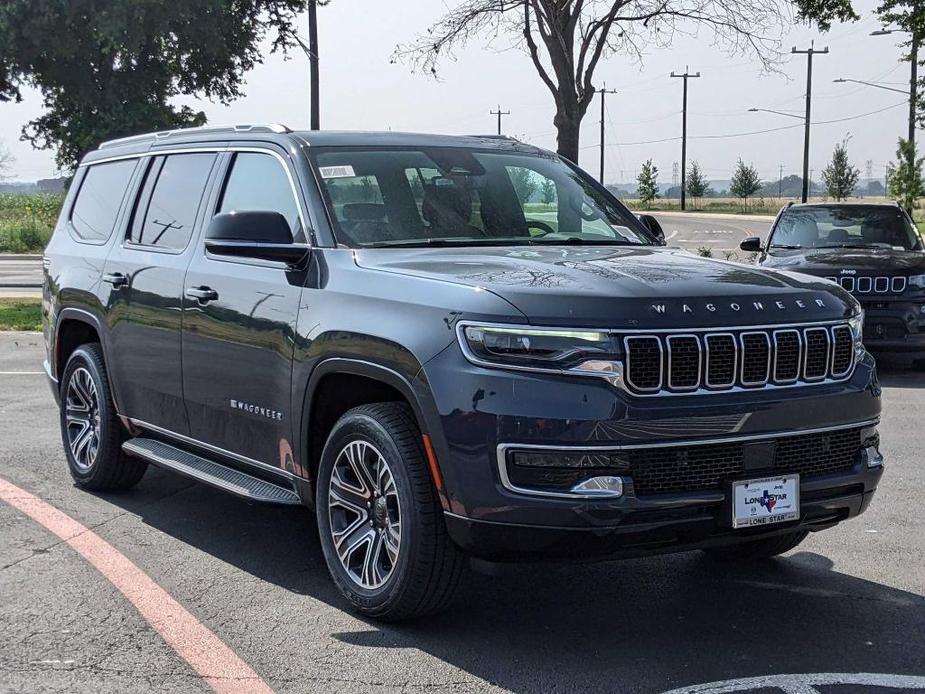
left=0, top=1, right=310, bottom=171
left=0, top=141, right=13, bottom=181
left=730, top=159, right=762, bottom=211
left=686, top=161, right=711, bottom=205
left=887, top=138, right=925, bottom=211
left=541, top=177, right=557, bottom=205
left=510, top=167, right=539, bottom=203
left=636, top=160, right=659, bottom=209
left=395, top=0, right=858, bottom=162
left=874, top=0, right=924, bottom=130
left=821, top=140, right=861, bottom=201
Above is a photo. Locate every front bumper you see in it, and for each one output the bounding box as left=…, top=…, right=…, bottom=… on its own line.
left=861, top=299, right=925, bottom=354
left=416, top=345, right=882, bottom=560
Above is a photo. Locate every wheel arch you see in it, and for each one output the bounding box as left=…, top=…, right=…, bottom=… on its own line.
left=54, top=308, right=107, bottom=384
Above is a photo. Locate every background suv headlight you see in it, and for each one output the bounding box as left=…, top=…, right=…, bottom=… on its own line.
left=907, top=274, right=925, bottom=289
left=458, top=323, right=623, bottom=381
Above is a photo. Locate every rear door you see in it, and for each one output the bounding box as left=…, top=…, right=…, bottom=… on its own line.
left=103, top=151, right=220, bottom=434
left=181, top=147, right=308, bottom=470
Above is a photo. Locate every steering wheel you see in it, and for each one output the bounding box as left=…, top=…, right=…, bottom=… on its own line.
left=525, top=220, right=556, bottom=236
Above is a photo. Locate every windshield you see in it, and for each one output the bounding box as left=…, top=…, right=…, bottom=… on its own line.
left=310, top=147, right=653, bottom=248
left=769, top=205, right=921, bottom=251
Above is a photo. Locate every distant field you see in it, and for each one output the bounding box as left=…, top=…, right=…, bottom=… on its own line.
left=0, top=193, right=64, bottom=253
left=623, top=195, right=908, bottom=216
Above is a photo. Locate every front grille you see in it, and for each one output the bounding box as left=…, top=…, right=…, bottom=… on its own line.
left=627, top=426, right=863, bottom=496
left=623, top=322, right=855, bottom=395
left=827, top=275, right=907, bottom=295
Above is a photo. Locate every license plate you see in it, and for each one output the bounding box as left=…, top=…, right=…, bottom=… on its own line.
left=731, top=475, right=799, bottom=529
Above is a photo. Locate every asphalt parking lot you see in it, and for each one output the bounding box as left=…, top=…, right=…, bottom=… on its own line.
left=1, top=332, right=923, bottom=694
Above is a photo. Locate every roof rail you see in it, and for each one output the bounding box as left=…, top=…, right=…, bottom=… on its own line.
left=98, top=123, right=292, bottom=150
left=468, top=134, right=520, bottom=141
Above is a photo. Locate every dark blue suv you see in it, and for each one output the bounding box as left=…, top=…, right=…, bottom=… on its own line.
left=44, top=125, right=882, bottom=620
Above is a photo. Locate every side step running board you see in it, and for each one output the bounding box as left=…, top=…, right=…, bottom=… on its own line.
left=122, top=437, right=302, bottom=506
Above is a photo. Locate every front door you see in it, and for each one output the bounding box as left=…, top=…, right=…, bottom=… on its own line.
left=103, top=151, right=220, bottom=435
left=181, top=148, right=308, bottom=470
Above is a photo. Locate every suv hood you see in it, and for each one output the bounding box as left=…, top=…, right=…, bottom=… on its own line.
left=354, top=245, right=856, bottom=329
left=762, top=246, right=925, bottom=274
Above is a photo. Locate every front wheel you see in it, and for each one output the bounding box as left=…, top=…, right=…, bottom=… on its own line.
left=316, top=402, right=464, bottom=621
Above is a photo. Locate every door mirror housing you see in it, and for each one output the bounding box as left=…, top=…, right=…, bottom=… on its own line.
left=204, top=211, right=309, bottom=265
left=739, top=236, right=763, bottom=253
left=637, top=214, right=666, bottom=245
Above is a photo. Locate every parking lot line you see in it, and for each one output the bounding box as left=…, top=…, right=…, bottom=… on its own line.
left=0, top=476, right=274, bottom=694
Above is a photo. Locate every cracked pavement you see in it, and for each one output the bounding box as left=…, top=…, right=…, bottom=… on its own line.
left=1, top=332, right=923, bottom=693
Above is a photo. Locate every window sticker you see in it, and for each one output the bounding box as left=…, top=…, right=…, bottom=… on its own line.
left=319, top=165, right=356, bottom=179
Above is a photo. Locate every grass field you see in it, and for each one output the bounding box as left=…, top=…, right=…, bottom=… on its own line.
left=0, top=297, right=42, bottom=331
left=0, top=193, right=64, bottom=253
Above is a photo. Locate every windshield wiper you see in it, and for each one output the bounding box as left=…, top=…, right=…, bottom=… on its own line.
left=365, top=237, right=535, bottom=248
left=818, top=243, right=878, bottom=249
left=769, top=244, right=802, bottom=249
left=528, top=237, right=638, bottom=246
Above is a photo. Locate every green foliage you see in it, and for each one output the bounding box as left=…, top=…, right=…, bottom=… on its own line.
left=510, top=167, right=539, bottom=204
left=0, top=298, right=43, bottom=331
left=0, top=1, right=310, bottom=170
left=0, top=193, right=64, bottom=252
left=636, top=160, right=659, bottom=209
left=697, top=246, right=714, bottom=257
left=541, top=178, right=556, bottom=205
left=887, top=138, right=925, bottom=211
left=686, top=161, right=711, bottom=202
left=730, top=159, right=762, bottom=211
left=793, top=0, right=859, bottom=31
left=822, top=141, right=861, bottom=201
left=874, top=0, right=924, bottom=129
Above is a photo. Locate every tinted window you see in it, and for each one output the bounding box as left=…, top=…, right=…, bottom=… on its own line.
left=770, top=205, right=921, bottom=251
left=218, top=153, right=302, bottom=238
left=70, top=160, right=138, bottom=242
left=129, top=153, right=215, bottom=250
left=312, top=148, right=649, bottom=248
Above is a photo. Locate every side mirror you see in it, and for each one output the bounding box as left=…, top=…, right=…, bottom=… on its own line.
left=637, top=214, right=666, bottom=245
left=739, top=236, right=763, bottom=253
left=204, top=211, right=309, bottom=265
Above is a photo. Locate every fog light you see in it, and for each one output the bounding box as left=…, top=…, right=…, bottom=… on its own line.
left=860, top=445, right=884, bottom=468
left=570, top=476, right=624, bottom=497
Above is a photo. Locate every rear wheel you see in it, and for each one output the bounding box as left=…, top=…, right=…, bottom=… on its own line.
left=59, top=343, right=147, bottom=491
left=702, top=530, right=809, bottom=561
left=316, top=402, right=464, bottom=621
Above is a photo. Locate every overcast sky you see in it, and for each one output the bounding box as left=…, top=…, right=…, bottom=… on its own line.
left=0, top=0, right=913, bottom=186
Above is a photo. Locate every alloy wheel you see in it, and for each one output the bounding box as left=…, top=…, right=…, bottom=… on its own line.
left=64, top=367, right=101, bottom=472
left=327, top=439, right=402, bottom=590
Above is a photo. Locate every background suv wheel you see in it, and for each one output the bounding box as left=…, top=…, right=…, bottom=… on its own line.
left=316, top=402, right=464, bottom=621
left=59, top=343, right=147, bottom=491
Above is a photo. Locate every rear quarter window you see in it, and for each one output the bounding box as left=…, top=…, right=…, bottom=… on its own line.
left=69, top=159, right=138, bottom=243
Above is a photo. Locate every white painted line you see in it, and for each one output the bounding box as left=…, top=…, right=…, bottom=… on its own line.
left=0, top=371, right=44, bottom=375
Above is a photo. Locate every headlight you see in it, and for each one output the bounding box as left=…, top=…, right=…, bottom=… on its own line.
left=908, top=274, right=925, bottom=289
left=849, top=310, right=864, bottom=353
left=458, top=323, right=623, bottom=379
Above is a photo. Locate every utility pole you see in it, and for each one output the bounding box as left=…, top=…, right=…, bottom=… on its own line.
left=778, top=164, right=784, bottom=199
left=308, top=1, right=320, bottom=130
left=792, top=44, right=829, bottom=203
left=596, top=85, right=618, bottom=184
left=490, top=105, right=510, bottom=135
left=671, top=67, right=700, bottom=210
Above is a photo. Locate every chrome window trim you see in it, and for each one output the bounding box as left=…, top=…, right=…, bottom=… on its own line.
left=624, top=335, right=663, bottom=393
left=830, top=325, right=855, bottom=378
left=893, top=276, right=907, bottom=293
left=666, top=334, right=701, bottom=392
left=803, top=326, right=831, bottom=381
left=704, top=333, right=737, bottom=389
left=125, top=418, right=297, bottom=481
left=496, top=417, right=879, bottom=498
left=739, top=331, right=771, bottom=386
left=856, top=276, right=873, bottom=293
left=772, top=328, right=802, bottom=384
left=874, top=276, right=890, bottom=293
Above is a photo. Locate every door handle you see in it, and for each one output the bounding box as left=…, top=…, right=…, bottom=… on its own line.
left=186, top=286, right=219, bottom=302
left=102, top=272, right=128, bottom=287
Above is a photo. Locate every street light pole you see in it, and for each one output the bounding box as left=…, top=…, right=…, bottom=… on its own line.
left=792, top=45, right=829, bottom=203
left=670, top=67, right=700, bottom=211
left=597, top=85, right=618, bottom=184
left=308, top=1, right=320, bottom=130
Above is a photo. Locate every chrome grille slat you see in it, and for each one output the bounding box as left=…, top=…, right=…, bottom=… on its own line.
left=836, top=275, right=907, bottom=295
left=623, top=322, right=855, bottom=395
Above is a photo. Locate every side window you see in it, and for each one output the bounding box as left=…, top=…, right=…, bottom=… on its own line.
left=218, top=152, right=302, bottom=237
left=129, top=153, right=216, bottom=250
left=505, top=166, right=560, bottom=235
left=70, top=159, right=138, bottom=243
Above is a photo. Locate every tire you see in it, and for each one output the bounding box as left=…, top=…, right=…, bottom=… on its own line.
left=702, top=530, right=809, bottom=561
left=59, top=343, right=147, bottom=491
left=315, top=402, right=465, bottom=621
